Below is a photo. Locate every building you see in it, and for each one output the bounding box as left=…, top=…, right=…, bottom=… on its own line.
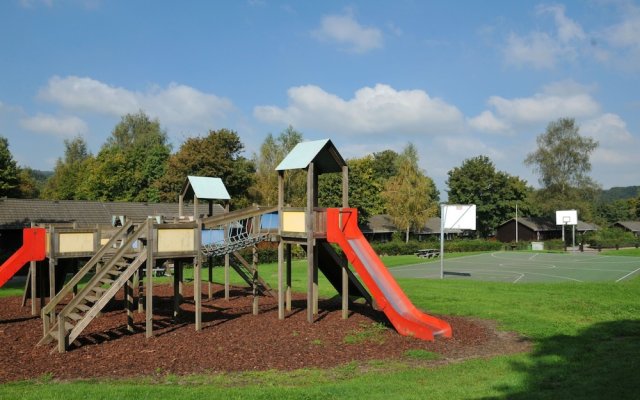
left=0, top=197, right=224, bottom=260
left=613, top=221, right=640, bottom=236
left=496, top=217, right=599, bottom=243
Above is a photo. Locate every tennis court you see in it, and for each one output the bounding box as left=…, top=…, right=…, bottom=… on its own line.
left=390, top=251, right=640, bottom=283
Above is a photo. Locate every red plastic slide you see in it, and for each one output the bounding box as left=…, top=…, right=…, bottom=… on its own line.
left=0, top=228, right=46, bottom=288
left=326, top=208, right=452, bottom=341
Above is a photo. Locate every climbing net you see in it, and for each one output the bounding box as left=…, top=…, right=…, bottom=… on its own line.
left=201, top=214, right=275, bottom=257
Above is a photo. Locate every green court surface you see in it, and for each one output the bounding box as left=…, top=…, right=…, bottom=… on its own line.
left=390, top=251, right=640, bottom=283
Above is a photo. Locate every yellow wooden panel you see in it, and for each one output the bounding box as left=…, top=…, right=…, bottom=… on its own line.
left=58, top=232, right=94, bottom=254
left=282, top=211, right=306, bottom=233
left=157, top=229, right=195, bottom=253
left=100, top=238, right=110, bottom=246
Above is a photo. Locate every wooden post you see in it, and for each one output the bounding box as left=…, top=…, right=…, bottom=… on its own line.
left=125, top=276, right=134, bottom=332
left=312, top=165, right=319, bottom=316
left=224, top=202, right=230, bottom=301
left=48, top=226, right=56, bottom=302
left=208, top=256, right=213, bottom=300
left=195, top=222, right=202, bottom=331
left=277, top=170, right=285, bottom=320
left=173, top=260, right=180, bottom=318
left=306, top=162, right=315, bottom=323
left=277, top=240, right=284, bottom=320
left=252, top=244, right=258, bottom=316
left=145, top=218, right=154, bottom=339
left=30, top=260, right=37, bottom=316
left=286, top=244, right=292, bottom=311
left=342, top=165, right=349, bottom=319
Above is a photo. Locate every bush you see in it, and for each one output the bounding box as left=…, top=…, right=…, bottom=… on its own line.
left=586, top=227, right=639, bottom=249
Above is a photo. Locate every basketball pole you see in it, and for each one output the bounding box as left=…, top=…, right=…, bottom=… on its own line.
left=440, top=205, right=445, bottom=280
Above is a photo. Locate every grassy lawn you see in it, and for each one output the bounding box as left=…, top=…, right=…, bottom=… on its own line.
left=1, top=251, right=639, bottom=399
left=601, top=247, right=640, bottom=257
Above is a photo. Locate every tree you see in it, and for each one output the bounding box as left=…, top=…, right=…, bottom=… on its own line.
left=319, top=155, right=386, bottom=223
left=155, top=129, right=255, bottom=208
left=250, top=126, right=304, bottom=206
left=381, top=144, right=438, bottom=242
left=42, top=136, right=93, bottom=200
left=0, top=136, right=21, bottom=198
left=447, top=155, right=531, bottom=238
left=371, top=149, right=400, bottom=181
left=524, top=118, right=599, bottom=218
left=84, top=112, right=171, bottom=202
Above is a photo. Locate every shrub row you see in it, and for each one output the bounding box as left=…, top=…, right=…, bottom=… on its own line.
left=371, top=239, right=504, bottom=256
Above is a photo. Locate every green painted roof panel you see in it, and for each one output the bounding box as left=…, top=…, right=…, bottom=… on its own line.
left=187, top=176, right=231, bottom=200
left=275, top=139, right=345, bottom=173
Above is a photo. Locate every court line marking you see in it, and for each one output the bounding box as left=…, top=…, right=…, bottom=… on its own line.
left=616, top=267, right=640, bottom=283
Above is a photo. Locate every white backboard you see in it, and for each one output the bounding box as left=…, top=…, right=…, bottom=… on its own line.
left=555, top=209, right=578, bottom=225
left=442, top=204, right=476, bottom=230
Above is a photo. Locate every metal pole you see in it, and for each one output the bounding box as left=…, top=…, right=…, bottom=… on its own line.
left=440, top=205, right=445, bottom=280
left=515, top=202, right=519, bottom=243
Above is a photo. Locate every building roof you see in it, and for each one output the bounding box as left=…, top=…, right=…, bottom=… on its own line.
left=275, top=139, right=346, bottom=174
left=0, top=198, right=225, bottom=229
left=498, top=217, right=599, bottom=232
left=182, top=176, right=231, bottom=200
left=359, top=214, right=459, bottom=235
left=614, top=220, right=640, bottom=233
left=359, top=214, right=396, bottom=233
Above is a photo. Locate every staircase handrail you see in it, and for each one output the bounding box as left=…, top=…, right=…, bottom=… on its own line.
left=42, top=220, right=134, bottom=317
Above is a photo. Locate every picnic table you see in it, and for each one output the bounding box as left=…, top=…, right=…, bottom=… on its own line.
left=415, top=248, right=440, bottom=258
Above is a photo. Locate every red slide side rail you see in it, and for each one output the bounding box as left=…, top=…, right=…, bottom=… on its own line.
left=0, top=228, right=46, bottom=288
left=327, top=208, right=451, bottom=341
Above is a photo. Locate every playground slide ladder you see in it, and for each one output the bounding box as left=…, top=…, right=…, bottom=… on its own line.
left=229, top=251, right=274, bottom=297
left=39, top=220, right=149, bottom=352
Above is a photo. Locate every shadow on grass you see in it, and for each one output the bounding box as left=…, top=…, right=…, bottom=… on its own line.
left=490, top=319, right=640, bottom=399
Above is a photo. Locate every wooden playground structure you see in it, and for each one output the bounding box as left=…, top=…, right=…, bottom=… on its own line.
left=0, top=139, right=451, bottom=353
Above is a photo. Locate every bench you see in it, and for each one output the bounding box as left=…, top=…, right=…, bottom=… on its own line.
left=415, top=249, right=440, bottom=258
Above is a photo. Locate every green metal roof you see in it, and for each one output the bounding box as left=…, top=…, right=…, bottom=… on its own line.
left=185, top=176, right=231, bottom=200
left=275, top=139, right=346, bottom=174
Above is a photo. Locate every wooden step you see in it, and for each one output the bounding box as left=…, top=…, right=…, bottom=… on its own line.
left=100, top=278, right=115, bottom=285
left=67, top=312, right=83, bottom=321
left=74, top=303, right=91, bottom=312
left=85, top=295, right=99, bottom=303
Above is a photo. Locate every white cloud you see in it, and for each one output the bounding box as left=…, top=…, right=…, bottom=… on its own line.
left=485, top=83, right=600, bottom=127
left=504, top=31, right=561, bottom=69
left=504, top=4, right=585, bottom=69
left=37, top=76, right=234, bottom=133
left=581, top=113, right=633, bottom=143
left=20, top=114, right=88, bottom=138
left=254, top=83, right=465, bottom=136
left=468, top=110, right=511, bottom=134
left=312, top=13, right=383, bottom=53
left=537, top=4, right=585, bottom=43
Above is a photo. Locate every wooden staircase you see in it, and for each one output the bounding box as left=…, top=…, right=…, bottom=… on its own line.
left=230, top=251, right=274, bottom=297
left=39, top=220, right=149, bottom=352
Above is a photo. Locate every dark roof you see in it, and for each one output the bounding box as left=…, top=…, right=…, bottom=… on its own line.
left=499, top=217, right=599, bottom=232
left=0, top=198, right=225, bottom=229
left=359, top=214, right=396, bottom=233
left=360, top=215, right=458, bottom=235
left=614, top=221, right=640, bottom=233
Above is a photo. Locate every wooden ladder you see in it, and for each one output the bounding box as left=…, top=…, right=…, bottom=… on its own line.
left=39, top=220, right=149, bottom=352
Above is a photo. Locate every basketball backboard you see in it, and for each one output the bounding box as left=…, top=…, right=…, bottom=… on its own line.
left=555, top=210, right=578, bottom=225
left=442, top=204, right=476, bottom=230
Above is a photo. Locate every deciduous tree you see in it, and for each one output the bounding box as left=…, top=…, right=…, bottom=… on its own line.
left=447, top=155, right=531, bottom=237
left=524, top=118, right=599, bottom=218
left=382, top=144, right=438, bottom=242
left=155, top=129, right=254, bottom=208
left=0, top=136, right=20, bottom=198
left=42, top=136, right=93, bottom=200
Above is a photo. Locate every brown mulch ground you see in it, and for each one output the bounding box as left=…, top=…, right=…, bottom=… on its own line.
left=0, top=284, right=531, bottom=382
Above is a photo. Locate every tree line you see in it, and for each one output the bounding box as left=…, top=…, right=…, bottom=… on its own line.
left=1, top=112, right=638, bottom=238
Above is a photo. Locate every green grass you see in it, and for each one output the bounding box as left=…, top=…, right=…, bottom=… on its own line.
left=1, top=252, right=639, bottom=399
left=601, top=247, right=640, bottom=256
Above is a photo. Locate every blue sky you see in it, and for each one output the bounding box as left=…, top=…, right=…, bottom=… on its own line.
left=1, top=0, right=639, bottom=195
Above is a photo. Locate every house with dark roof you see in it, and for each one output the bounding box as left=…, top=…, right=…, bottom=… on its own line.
left=0, top=198, right=225, bottom=260
left=613, top=221, right=640, bottom=236
left=496, top=217, right=599, bottom=243
left=359, top=214, right=461, bottom=242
